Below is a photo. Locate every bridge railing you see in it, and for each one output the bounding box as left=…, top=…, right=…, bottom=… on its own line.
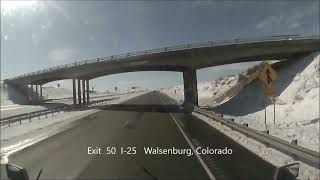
left=6, top=34, right=319, bottom=81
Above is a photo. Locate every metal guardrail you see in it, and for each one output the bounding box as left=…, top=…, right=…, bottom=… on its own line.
left=194, top=107, right=320, bottom=169
left=5, top=34, right=319, bottom=81
left=0, top=106, right=68, bottom=127
left=0, top=97, right=119, bottom=127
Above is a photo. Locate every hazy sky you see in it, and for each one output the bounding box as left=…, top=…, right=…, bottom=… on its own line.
left=1, top=0, right=319, bottom=91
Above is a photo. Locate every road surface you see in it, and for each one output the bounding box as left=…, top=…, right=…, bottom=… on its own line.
left=7, top=92, right=275, bottom=180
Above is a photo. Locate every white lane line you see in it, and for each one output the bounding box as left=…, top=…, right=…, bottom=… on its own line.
left=158, top=95, right=216, bottom=180
left=1, top=107, right=24, bottom=111
left=168, top=112, right=216, bottom=180
left=1, top=104, right=20, bottom=107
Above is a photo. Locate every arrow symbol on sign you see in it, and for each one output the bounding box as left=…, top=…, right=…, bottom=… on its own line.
left=266, top=69, right=272, bottom=84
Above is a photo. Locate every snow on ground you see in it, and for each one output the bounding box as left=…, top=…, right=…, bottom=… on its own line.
left=214, top=52, right=320, bottom=152
left=161, top=74, right=240, bottom=106
left=0, top=84, right=141, bottom=118
left=0, top=82, right=28, bottom=106
left=193, top=112, right=319, bottom=180
left=164, top=52, right=319, bottom=151
left=162, top=52, right=320, bottom=179
left=0, top=91, right=147, bottom=162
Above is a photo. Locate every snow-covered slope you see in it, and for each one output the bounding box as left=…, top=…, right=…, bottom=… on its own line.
left=0, top=82, right=28, bottom=106
left=214, top=52, right=320, bottom=152
left=42, top=87, right=73, bottom=99
left=162, top=75, right=241, bottom=106
left=162, top=52, right=320, bottom=179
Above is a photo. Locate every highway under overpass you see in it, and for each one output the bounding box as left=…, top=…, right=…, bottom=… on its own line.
left=4, top=35, right=320, bottom=106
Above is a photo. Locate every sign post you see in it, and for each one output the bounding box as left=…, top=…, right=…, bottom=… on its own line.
left=258, top=63, right=278, bottom=128
left=273, top=97, right=276, bottom=125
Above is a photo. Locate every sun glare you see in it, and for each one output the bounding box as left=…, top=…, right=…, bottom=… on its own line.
left=1, top=0, right=38, bottom=16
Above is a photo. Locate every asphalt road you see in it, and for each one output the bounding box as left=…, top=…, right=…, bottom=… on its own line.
left=6, top=92, right=275, bottom=180
left=7, top=92, right=210, bottom=180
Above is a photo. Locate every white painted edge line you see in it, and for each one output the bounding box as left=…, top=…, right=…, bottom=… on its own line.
left=1, top=107, right=24, bottom=111
left=158, top=95, right=216, bottom=180
left=169, top=112, right=216, bottom=180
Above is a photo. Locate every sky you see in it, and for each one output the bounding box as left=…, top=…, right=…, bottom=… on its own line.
left=1, top=0, right=319, bottom=91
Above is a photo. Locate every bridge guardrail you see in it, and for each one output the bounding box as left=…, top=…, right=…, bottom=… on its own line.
left=194, top=107, right=320, bottom=169
left=5, top=34, right=319, bottom=81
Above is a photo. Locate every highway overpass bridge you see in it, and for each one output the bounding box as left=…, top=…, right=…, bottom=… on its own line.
left=4, top=35, right=320, bottom=106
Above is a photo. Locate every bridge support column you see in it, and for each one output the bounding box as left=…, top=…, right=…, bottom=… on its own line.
left=78, top=79, right=81, bottom=105
left=30, top=84, right=34, bottom=103
left=36, top=85, right=39, bottom=103
left=183, top=69, right=198, bottom=109
left=25, top=84, right=30, bottom=102
left=72, top=79, right=77, bottom=105
left=82, top=80, right=86, bottom=105
left=86, top=80, right=90, bottom=104
left=40, top=85, right=43, bottom=102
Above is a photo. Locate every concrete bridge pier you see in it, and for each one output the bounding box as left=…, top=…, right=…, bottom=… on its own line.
left=86, top=80, right=90, bottom=104
left=82, top=80, right=86, bottom=105
left=30, top=84, right=35, bottom=103
left=73, top=79, right=90, bottom=106
left=72, top=79, right=77, bottom=105
left=183, top=68, right=198, bottom=111
left=35, top=85, right=39, bottom=102
left=39, top=85, right=43, bottom=101
left=77, top=79, right=82, bottom=105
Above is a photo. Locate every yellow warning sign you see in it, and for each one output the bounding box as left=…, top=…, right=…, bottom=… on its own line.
left=258, top=63, right=278, bottom=88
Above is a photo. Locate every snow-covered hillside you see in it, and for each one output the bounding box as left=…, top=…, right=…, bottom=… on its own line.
left=0, top=83, right=28, bottom=105
left=213, top=52, right=320, bottom=152
left=164, top=52, right=319, bottom=151
left=42, top=87, right=73, bottom=99
left=162, top=66, right=261, bottom=107
left=162, top=52, right=320, bottom=179
left=162, top=74, right=241, bottom=106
